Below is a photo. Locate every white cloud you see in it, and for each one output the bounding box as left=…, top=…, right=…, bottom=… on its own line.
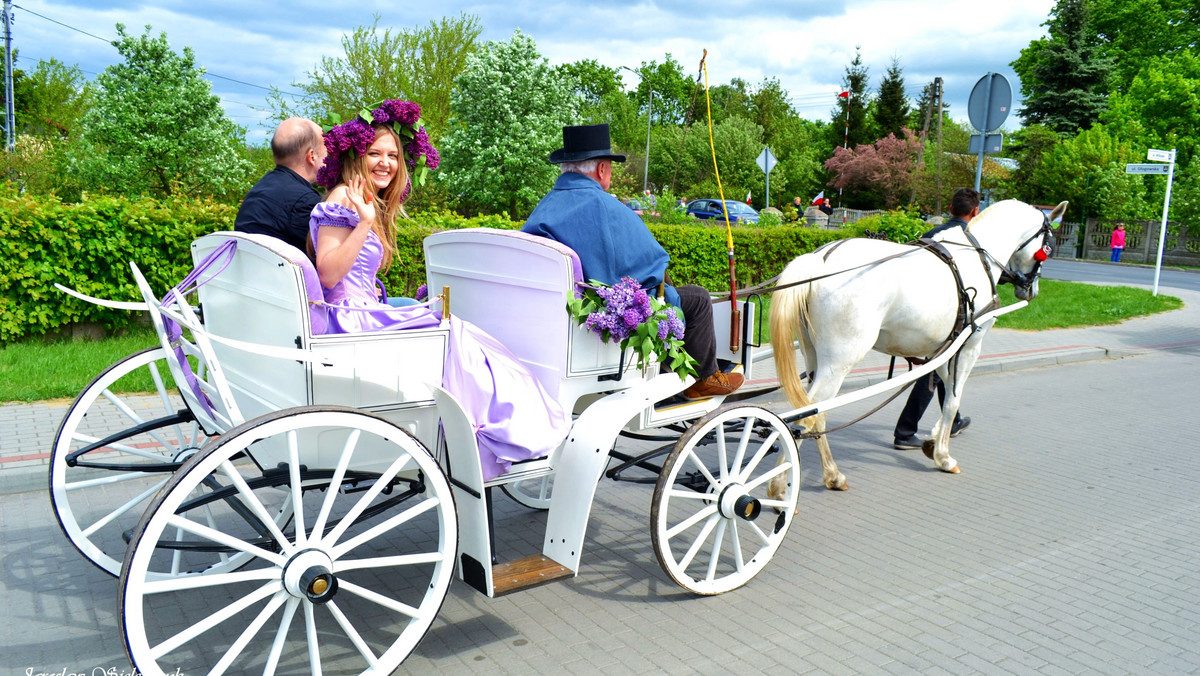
left=18, top=0, right=1055, bottom=142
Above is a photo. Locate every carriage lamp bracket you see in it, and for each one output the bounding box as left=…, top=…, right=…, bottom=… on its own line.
left=597, top=348, right=628, bottom=382
left=747, top=292, right=765, bottom=349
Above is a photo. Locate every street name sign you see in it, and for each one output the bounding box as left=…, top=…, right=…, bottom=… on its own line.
left=1126, top=163, right=1171, bottom=175
left=1147, top=149, right=1175, bottom=162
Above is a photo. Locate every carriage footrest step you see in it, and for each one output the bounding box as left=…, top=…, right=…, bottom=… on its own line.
left=491, top=555, right=573, bottom=597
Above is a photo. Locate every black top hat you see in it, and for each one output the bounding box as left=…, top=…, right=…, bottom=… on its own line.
left=548, top=123, right=627, bottom=164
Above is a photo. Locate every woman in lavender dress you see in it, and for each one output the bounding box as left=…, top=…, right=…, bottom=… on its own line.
left=309, top=101, right=568, bottom=480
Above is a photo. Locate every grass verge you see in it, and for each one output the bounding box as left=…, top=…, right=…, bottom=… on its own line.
left=994, top=280, right=1182, bottom=330
left=0, top=329, right=160, bottom=402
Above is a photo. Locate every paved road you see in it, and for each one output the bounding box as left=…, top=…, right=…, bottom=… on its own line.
left=1044, top=258, right=1200, bottom=293
left=4, top=348, right=1199, bottom=674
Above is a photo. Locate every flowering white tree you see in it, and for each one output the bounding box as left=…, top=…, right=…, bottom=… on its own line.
left=439, top=30, right=580, bottom=216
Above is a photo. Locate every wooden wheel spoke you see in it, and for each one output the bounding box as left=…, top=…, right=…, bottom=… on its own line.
left=327, top=600, right=380, bottom=669
left=678, top=513, right=721, bottom=570
left=331, top=497, right=439, bottom=560
left=339, top=579, right=422, bottom=619
left=149, top=581, right=280, bottom=659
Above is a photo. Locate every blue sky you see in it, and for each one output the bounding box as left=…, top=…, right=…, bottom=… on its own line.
left=15, top=0, right=1055, bottom=143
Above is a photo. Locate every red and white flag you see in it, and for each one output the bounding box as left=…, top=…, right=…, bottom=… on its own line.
left=838, top=90, right=850, bottom=98
left=746, top=190, right=752, bottom=205
left=811, top=190, right=825, bottom=206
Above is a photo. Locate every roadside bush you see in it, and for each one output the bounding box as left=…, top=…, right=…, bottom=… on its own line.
left=846, top=206, right=928, bottom=243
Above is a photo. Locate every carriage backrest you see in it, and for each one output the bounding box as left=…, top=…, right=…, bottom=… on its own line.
left=190, top=232, right=320, bottom=418
left=424, top=228, right=642, bottom=412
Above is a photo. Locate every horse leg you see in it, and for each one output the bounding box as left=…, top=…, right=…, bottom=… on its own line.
left=804, top=369, right=851, bottom=491
left=922, top=336, right=986, bottom=473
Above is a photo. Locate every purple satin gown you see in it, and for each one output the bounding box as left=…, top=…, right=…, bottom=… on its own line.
left=310, top=202, right=569, bottom=480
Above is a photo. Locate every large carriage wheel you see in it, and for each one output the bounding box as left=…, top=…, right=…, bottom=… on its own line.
left=120, top=407, right=457, bottom=676
left=50, top=347, right=213, bottom=577
left=651, top=405, right=800, bottom=595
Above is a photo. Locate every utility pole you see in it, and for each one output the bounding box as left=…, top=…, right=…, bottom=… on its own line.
left=3, top=0, right=14, bottom=151
left=934, top=77, right=944, bottom=215
left=909, top=78, right=938, bottom=206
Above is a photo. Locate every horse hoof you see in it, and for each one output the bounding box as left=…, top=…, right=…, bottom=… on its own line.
left=825, top=476, right=849, bottom=491
left=941, top=464, right=961, bottom=474
left=921, top=439, right=935, bottom=459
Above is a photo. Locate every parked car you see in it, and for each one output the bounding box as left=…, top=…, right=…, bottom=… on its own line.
left=686, top=199, right=760, bottom=223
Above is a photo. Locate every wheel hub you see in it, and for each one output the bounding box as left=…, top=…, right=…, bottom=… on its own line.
left=717, top=484, right=761, bottom=521
left=283, top=549, right=338, bottom=603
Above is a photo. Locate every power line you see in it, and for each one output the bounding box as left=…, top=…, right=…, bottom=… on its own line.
left=13, top=3, right=303, bottom=97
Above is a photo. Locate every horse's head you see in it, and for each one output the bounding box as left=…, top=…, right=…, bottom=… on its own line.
left=995, top=200, right=1067, bottom=301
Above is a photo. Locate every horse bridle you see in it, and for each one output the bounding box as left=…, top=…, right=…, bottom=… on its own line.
left=961, top=211, right=1055, bottom=297
left=996, top=212, right=1056, bottom=292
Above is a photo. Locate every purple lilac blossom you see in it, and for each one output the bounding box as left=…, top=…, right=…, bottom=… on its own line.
left=415, top=283, right=428, bottom=301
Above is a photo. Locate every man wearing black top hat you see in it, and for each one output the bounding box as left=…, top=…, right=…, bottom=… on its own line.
left=522, top=123, right=743, bottom=399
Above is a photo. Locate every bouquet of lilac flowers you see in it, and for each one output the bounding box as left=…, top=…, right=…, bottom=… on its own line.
left=567, top=277, right=698, bottom=379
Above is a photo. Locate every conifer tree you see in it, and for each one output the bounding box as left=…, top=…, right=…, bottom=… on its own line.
left=1011, top=0, right=1113, bottom=134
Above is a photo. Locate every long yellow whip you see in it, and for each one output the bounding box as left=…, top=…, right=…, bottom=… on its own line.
left=699, top=50, right=740, bottom=352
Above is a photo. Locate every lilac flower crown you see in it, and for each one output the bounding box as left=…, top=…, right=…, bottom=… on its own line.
left=567, top=277, right=697, bottom=380
left=316, top=99, right=440, bottom=195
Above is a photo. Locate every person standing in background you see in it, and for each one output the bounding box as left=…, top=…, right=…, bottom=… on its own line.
left=1110, top=223, right=1126, bottom=262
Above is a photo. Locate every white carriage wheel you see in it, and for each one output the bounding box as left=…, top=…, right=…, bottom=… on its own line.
left=50, top=347, right=213, bottom=577
left=501, top=475, right=554, bottom=510
left=651, top=405, right=801, bottom=595
left=119, top=407, right=458, bottom=676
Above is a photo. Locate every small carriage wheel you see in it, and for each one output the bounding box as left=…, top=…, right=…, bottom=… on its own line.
left=651, top=405, right=800, bottom=595
left=50, top=347, right=216, bottom=577
left=501, top=475, right=554, bottom=510
left=119, top=407, right=458, bottom=676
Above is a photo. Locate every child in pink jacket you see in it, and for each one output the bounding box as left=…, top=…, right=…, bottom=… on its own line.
left=1110, top=224, right=1126, bottom=262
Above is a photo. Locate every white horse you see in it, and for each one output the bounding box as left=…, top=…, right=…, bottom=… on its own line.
left=769, top=199, right=1067, bottom=490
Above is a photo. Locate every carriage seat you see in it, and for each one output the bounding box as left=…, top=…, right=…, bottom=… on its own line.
left=190, top=232, right=448, bottom=437
left=424, top=228, right=652, bottom=415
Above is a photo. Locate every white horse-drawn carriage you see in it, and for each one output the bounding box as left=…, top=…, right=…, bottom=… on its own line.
left=51, top=227, right=798, bottom=674
left=48, top=198, right=1061, bottom=674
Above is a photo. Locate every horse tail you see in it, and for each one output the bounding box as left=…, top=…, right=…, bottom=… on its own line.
left=771, top=254, right=821, bottom=410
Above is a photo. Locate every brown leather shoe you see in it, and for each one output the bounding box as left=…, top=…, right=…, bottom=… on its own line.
left=682, top=371, right=745, bottom=400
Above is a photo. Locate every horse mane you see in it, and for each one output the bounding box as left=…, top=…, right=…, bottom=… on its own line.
left=966, top=199, right=1030, bottom=234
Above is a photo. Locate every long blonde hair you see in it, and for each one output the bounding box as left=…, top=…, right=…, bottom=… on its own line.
left=338, top=123, right=409, bottom=272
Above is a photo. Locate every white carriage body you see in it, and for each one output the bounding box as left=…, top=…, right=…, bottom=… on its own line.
left=134, top=228, right=754, bottom=600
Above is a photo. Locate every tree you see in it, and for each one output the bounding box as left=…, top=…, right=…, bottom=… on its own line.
left=873, top=57, right=910, bottom=139
left=558, top=59, right=639, bottom=150
left=650, top=116, right=764, bottom=204
left=439, top=30, right=580, bottom=216
left=69, top=24, right=251, bottom=199
left=827, top=48, right=874, bottom=153
left=0, top=55, right=92, bottom=138
left=1101, top=51, right=1200, bottom=171
left=632, top=55, right=698, bottom=125
left=271, top=14, right=481, bottom=141
left=1000, top=124, right=1062, bottom=203
left=1090, top=0, right=1200, bottom=92
left=1027, top=124, right=1148, bottom=220
left=1011, top=0, right=1113, bottom=134
left=825, top=131, right=923, bottom=209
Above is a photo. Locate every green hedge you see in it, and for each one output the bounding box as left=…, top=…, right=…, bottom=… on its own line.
left=2, top=191, right=849, bottom=344
left=0, top=190, right=236, bottom=343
